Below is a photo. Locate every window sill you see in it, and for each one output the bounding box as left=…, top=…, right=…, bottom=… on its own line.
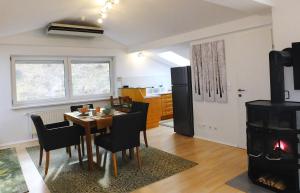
left=11, top=97, right=111, bottom=110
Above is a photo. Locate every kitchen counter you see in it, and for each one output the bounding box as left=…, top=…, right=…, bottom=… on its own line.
left=145, top=91, right=172, bottom=98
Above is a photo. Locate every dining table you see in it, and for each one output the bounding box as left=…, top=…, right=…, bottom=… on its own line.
left=64, top=110, right=126, bottom=171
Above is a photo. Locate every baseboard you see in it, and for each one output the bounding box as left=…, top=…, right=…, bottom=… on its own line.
left=193, top=135, right=240, bottom=148
left=0, top=138, right=38, bottom=148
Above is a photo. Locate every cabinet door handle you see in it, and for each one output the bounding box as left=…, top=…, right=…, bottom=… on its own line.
left=248, top=153, right=263, bottom=158
left=265, top=155, right=281, bottom=161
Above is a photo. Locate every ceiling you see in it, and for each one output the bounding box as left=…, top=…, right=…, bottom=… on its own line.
left=0, top=0, right=271, bottom=47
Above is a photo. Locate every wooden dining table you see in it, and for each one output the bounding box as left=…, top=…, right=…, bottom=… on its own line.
left=64, top=110, right=126, bottom=171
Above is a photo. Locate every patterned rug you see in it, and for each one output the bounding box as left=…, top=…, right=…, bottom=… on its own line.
left=0, top=148, right=28, bottom=193
left=27, top=145, right=197, bottom=193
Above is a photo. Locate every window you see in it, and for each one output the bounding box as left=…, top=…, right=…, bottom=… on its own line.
left=71, top=60, right=111, bottom=97
left=11, top=56, right=113, bottom=108
left=158, top=51, right=190, bottom=66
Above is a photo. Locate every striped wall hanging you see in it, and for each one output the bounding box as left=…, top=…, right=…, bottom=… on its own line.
left=191, top=40, right=228, bottom=103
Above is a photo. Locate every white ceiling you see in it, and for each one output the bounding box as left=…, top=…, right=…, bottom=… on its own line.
left=204, top=0, right=271, bottom=13
left=0, top=0, right=271, bottom=47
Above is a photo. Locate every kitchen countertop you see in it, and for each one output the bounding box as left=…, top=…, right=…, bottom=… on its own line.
left=144, top=92, right=172, bottom=99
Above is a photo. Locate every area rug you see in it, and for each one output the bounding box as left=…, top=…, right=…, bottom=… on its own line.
left=226, top=172, right=274, bottom=193
left=160, top=119, right=174, bottom=128
left=27, top=145, right=197, bottom=193
left=0, top=148, right=28, bottom=193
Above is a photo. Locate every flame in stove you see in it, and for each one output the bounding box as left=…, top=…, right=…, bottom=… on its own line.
left=274, top=140, right=287, bottom=151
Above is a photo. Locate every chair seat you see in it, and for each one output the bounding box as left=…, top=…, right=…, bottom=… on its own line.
left=94, top=134, right=112, bottom=151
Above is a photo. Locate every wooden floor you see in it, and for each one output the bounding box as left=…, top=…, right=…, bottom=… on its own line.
left=1, top=126, right=247, bottom=193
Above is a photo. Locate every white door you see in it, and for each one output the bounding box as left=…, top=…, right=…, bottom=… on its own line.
left=235, top=27, right=273, bottom=148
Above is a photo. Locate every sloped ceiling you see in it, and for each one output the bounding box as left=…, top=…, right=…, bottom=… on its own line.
left=0, top=0, right=271, bottom=47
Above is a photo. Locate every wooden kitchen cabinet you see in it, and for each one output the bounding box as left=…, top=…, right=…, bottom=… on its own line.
left=161, top=93, right=173, bottom=120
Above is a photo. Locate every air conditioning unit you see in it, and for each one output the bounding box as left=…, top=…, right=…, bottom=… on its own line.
left=46, top=23, right=104, bottom=37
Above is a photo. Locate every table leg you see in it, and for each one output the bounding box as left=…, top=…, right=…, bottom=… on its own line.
left=85, top=125, right=93, bottom=171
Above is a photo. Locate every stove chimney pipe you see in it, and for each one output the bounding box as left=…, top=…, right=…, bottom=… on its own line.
left=269, top=49, right=292, bottom=103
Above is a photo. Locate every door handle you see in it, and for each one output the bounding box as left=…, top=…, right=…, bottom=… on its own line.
left=238, top=89, right=246, bottom=92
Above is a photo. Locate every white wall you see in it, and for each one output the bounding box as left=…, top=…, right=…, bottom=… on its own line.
left=192, top=26, right=272, bottom=146
left=272, top=0, right=300, bottom=101
left=116, top=52, right=171, bottom=89
left=0, top=30, right=170, bottom=145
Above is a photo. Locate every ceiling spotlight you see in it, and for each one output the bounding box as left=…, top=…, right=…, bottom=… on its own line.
left=101, top=13, right=107, bottom=19
left=107, top=2, right=113, bottom=9
left=95, top=0, right=106, bottom=5
left=101, top=7, right=108, bottom=13
left=97, top=18, right=103, bottom=24
left=96, top=0, right=120, bottom=25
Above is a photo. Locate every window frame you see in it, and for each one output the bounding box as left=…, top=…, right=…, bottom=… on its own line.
left=68, top=57, right=113, bottom=101
left=11, top=56, right=114, bottom=109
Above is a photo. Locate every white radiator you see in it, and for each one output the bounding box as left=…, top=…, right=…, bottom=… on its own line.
left=26, top=108, right=67, bottom=138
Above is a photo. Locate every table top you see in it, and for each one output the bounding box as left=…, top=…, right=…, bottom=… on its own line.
left=64, top=111, right=126, bottom=122
left=65, top=111, right=126, bottom=129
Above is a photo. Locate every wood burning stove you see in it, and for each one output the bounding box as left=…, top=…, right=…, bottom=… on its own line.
left=245, top=42, right=300, bottom=192
left=246, top=100, right=300, bottom=192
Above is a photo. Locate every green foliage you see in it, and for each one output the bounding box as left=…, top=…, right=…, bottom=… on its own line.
left=0, top=148, right=28, bottom=193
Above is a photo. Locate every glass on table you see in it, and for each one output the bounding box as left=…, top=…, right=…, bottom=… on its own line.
left=96, top=107, right=101, bottom=113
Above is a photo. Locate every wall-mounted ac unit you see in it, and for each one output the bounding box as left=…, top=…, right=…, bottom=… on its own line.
left=46, top=23, right=104, bottom=37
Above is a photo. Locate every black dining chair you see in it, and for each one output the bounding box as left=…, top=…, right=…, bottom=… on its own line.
left=94, top=112, right=143, bottom=177
left=110, top=96, right=133, bottom=112
left=131, top=101, right=149, bottom=147
left=31, top=115, right=82, bottom=176
left=70, top=104, right=104, bottom=156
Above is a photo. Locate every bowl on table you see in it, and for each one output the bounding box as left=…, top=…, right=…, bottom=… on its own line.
left=102, top=108, right=111, bottom=115
left=78, top=107, right=89, bottom=116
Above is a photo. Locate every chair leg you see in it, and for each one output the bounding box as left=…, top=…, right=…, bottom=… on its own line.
left=96, top=146, right=101, bottom=165
left=45, top=151, right=50, bottom=176
left=39, top=145, right=43, bottom=166
left=122, top=150, right=127, bottom=161
left=81, top=136, right=85, bottom=156
left=67, top=146, right=72, bottom=158
left=129, top=148, right=134, bottom=160
left=136, top=147, right=142, bottom=169
left=77, top=144, right=83, bottom=166
left=112, top=153, right=118, bottom=177
left=143, top=130, right=148, bottom=147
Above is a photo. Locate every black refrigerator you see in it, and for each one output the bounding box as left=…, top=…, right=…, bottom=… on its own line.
left=171, top=66, right=194, bottom=137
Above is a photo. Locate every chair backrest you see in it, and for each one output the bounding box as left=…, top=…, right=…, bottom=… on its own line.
left=70, top=104, right=94, bottom=112
left=31, top=114, right=46, bottom=146
left=131, top=101, right=149, bottom=131
left=110, top=96, right=115, bottom=107
left=110, top=112, right=143, bottom=152
left=118, top=96, right=132, bottom=105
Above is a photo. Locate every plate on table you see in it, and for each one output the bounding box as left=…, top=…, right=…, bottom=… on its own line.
left=78, top=112, right=90, bottom=117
